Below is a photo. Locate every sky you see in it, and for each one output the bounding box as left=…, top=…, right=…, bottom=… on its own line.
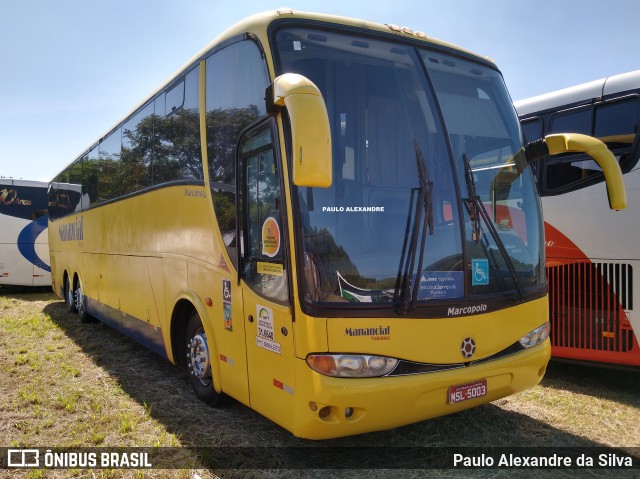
left=1, top=0, right=637, bottom=181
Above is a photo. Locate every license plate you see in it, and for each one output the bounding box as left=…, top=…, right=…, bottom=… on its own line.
left=448, top=379, right=487, bottom=404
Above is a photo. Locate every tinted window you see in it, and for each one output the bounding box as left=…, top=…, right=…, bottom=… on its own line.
left=550, top=109, right=591, bottom=135
left=121, top=102, right=154, bottom=194
left=85, top=146, right=99, bottom=206
left=49, top=159, right=84, bottom=220
left=543, top=99, right=640, bottom=193
left=98, top=128, right=122, bottom=203
left=206, top=40, right=270, bottom=268
left=165, top=80, right=185, bottom=115
left=50, top=66, right=205, bottom=220
left=595, top=99, right=639, bottom=153
left=546, top=108, right=598, bottom=192
left=154, top=67, right=203, bottom=183
left=521, top=118, right=543, bottom=143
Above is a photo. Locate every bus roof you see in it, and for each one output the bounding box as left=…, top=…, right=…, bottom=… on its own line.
left=166, top=9, right=493, bottom=94
left=0, top=178, right=48, bottom=188
left=514, top=70, right=640, bottom=117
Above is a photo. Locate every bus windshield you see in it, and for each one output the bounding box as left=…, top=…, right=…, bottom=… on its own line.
left=275, top=27, right=543, bottom=309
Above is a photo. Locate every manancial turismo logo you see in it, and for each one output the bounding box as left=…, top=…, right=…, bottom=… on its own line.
left=345, top=325, right=391, bottom=340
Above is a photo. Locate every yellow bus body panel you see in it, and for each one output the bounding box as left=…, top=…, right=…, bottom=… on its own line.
left=291, top=340, right=549, bottom=439
left=252, top=297, right=550, bottom=439
left=48, top=183, right=253, bottom=405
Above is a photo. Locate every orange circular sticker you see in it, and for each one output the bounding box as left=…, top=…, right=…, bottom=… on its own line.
left=261, top=217, right=280, bottom=257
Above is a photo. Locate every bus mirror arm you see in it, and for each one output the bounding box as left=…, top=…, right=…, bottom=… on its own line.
left=524, top=133, right=627, bottom=211
left=266, top=73, right=333, bottom=188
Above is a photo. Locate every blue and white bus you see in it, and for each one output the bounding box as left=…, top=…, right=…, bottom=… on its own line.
left=0, top=179, right=51, bottom=287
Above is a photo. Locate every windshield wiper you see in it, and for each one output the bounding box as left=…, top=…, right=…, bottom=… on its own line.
left=462, top=153, right=526, bottom=300
left=463, top=154, right=482, bottom=243
left=394, top=140, right=434, bottom=314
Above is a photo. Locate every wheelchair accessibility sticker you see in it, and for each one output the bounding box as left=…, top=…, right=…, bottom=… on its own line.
left=472, top=259, right=489, bottom=286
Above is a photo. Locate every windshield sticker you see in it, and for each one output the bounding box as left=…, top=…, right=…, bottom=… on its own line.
left=257, top=261, right=284, bottom=276
left=337, top=272, right=388, bottom=303
left=222, top=279, right=232, bottom=332
left=261, top=217, right=280, bottom=258
left=256, top=304, right=281, bottom=354
left=472, top=259, right=490, bottom=286
left=417, top=271, right=464, bottom=300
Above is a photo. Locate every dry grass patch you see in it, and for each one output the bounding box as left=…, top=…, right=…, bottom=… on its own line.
left=1, top=286, right=638, bottom=478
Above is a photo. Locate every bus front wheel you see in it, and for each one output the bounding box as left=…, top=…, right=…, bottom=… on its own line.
left=185, top=310, right=222, bottom=406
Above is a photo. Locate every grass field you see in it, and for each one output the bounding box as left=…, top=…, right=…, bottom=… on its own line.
left=1, top=286, right=638, bottom=478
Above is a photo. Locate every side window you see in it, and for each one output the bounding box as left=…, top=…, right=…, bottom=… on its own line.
left=543, top=99, right=640, bottom=193
left=49, top=159, right=84, bottom=220
left=165, top=81, right=185, bottom=115
left=521, top=118, right=544, bottom=178
left=85, top=146, right=99, bottom=206
left=521, top=118, right=543, bottom=143
left=550, top=109, right=591, bottom=135
left=121, top=102, right=154, bottom=194
left=98, top=128, right=122, bottom=203
left=544, top=108, right=599, bottom=192
left=67, top=157, right=86, bottom=211
left=240, top=123, right=288, bottom=304
left=154, top=67, right=203, bottom=184
left=50, top=65, right=205, bottom=220
left=206, top=40, right=270, bottom=269
left=595, top=98, right=639, bottom=170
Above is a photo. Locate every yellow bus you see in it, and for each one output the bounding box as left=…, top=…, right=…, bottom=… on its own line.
left=48, top=9, right=626, bottom=439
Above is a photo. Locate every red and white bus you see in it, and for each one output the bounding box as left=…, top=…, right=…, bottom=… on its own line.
left=515, top=71, right=640, bottom=366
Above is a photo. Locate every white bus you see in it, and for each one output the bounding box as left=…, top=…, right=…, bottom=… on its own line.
left=0, top=179, right=51, bottom=287
left=515, top=70, right=640, bottom=366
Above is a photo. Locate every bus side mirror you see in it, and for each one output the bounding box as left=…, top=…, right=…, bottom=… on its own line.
left=267, top=74, right=332, bottom=188
left=525, top=133, right=627, bottom=211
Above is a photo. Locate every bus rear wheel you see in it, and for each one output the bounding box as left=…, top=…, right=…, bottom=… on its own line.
left=74, top=278, right=89, bottom=323
left=65, top=276, right=76, bottom=313
left=186, top=310, right=222, bottom=406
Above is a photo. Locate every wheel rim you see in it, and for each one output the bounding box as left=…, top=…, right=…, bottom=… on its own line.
left=75, top=284, right=85, bottom=316
left=66, top=282, right=74, bottom=308
left=187, top=330, right=211, bottom=386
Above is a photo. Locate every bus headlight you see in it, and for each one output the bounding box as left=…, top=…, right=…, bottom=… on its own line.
left=519, top=322, right=550, bottom=348
left=306, top=354, right=398, bottom=377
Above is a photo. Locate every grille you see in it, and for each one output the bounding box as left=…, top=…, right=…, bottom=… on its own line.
left=547, top=261, right=634, bottom=353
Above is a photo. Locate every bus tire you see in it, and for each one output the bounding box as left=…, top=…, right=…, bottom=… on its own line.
left=74, top=278, right=89, bottom=323
left=65, top=275, right=76, bottom=313
left=185, top=310, right=222, bottom=406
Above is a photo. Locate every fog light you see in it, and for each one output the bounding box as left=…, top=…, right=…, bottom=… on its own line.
left=345, top=407, right=354, bottom=418
left=319, top=406, right=332, bottom=419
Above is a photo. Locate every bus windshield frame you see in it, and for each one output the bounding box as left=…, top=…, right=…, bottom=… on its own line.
left=272, top=22, right=545, bottom=316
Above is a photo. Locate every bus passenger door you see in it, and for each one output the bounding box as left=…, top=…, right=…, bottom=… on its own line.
left=239, top=121, right=296, bottom=430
